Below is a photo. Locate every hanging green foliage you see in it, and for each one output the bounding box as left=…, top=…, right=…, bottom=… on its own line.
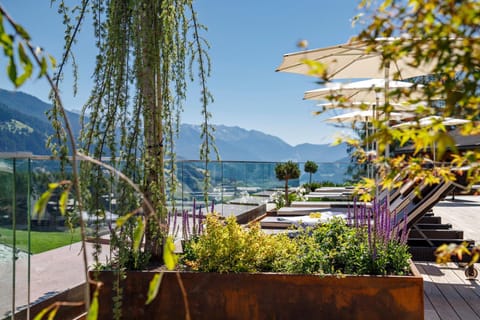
left=60, top=0, right=217, bottom=266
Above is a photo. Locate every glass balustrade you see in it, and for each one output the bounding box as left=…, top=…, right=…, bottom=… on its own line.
left=0, top=154, right=352, bottom=319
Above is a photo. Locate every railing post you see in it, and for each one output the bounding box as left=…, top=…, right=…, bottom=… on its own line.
left=27, top=157, right=32, bottom=319
left=11, top=158, right=16, bottom=320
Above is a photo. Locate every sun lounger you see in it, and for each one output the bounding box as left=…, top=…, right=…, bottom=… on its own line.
left=260, top=212, right=347, bottom=229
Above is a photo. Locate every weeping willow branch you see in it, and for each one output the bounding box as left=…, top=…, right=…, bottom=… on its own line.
left=78, top=0, right=215, bottom=266
left=47, top=0, right=89, bottom=174
left=189, top=3, right=218, bottom=206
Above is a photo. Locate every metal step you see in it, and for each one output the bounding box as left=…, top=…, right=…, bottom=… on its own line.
left=413, top=223, right=452, bottom=230
left=408, top=229, right=464, bottom=239
left=416, top=216, right=442, bottom=224
left=407, top=238, right=474, bottom=247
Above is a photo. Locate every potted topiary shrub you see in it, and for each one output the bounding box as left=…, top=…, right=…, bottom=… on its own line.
left=274, top=161, right=301, bottom=207
left=304, top=160, right=318, bottom=185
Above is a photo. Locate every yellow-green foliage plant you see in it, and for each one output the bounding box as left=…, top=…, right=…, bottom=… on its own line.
left=358, top=0, right=480, bottom=265
left=357, top=0, right=480, bottom=196
left=182, top=214, right=298, bottom=273
left=181, top=214, right=412, bottom=276
left=304, top=0, right=480, bottom=202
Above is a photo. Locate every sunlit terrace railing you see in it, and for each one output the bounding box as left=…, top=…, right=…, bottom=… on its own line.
left=0, top=153, right=351, bottom=319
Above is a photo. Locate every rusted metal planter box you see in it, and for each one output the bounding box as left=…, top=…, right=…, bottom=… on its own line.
left=91, top=263, right=424, bottom=320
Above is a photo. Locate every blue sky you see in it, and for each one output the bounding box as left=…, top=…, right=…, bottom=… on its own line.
left=0, top=1, right=364, bottom=146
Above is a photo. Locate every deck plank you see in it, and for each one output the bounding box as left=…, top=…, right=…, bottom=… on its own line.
left=449, top=266, right=480, bottom=299
left=441, top=262, right=480, bottom=314
left=426, top=262, right=480, bottom=320
left=422, top=279, right=442, bottom=320
left=416, top=263, right=462, bottom=320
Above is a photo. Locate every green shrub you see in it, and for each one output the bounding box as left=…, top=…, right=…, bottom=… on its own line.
left=181, top=215, right=411, bottom=276
left=286, top=218, right=411, bottom=275
left=302, top=181, right=344, bottom=193
left=182, top=214, right=297, bottom=273
left=302, top=182, right=322, bottom=193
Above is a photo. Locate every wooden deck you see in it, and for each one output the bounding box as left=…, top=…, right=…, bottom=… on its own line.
left=417, top=195, right=480, bottom=319
left=417, top=261, right=480, bottom=320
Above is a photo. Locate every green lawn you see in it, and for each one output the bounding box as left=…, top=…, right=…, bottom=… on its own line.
left=0, top=227, right=82, bottom=254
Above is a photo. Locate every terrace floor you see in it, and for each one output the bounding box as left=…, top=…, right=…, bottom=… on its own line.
left=419, top=261, right=480, bottom=320
left=420, top=194, right=480, bottom=320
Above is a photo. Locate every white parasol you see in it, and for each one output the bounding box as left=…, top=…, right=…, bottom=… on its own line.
left=304, top=79, right=426, bottom=103
left=276, top=38, right=438, bottom=80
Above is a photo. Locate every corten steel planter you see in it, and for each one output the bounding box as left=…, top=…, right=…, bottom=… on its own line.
left=90, top=262, right=424, bottom=320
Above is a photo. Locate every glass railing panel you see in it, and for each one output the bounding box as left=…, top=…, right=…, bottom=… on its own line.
left=176, top=160, right=207, bottom=210
left=11, top=159, right=31, bottom=317
left=295, top=161, right=353, bottom=186
left=1, top=156, right=355, bottom=319
left=0, top=158, right=14, bottom=319
left=220, top=161, right=246, bottom=198
left=26, top=158, right=85, bottom=317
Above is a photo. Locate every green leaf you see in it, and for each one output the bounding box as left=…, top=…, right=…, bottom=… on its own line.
left=436, top=132, right=456, bottom=160
left=301, top=59, right=326, bottom=77
left=15, top=62, right=32, bottom=87
left=0, top=32, right=13, bottom=56
left=47, top=306, right=59, bottom=320
left=33, top=306, right=50, bottom=320
left=14, top=23, right=31, bottom=41
left=163, top=236, right=178, bottom=270
left=39, top=56, right=48, bottom=77
left=49, top=55, right=57, bottom=69
left=380, top=0, right=393, bottom=11
left=145, top=273, right=163, bottom=305
left=115, top=211, right=137, bottom=229
left=87, top=288, right=99, bottom=320
left=133, top=217, right=145, bottom=253
left=18, top=42, right=29, bottom=64
left=15, top=42, right=33, bottom=86
left=7, top=56, right=17, bottom=85
left=59, top=189, right=69, bottom=216
left=34, top=190, right=53, bottom=218
left=48, top=182, right=60, bottom=190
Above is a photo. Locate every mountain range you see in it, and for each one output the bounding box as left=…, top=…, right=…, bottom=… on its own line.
left=0, top=89, right=348, bottom=163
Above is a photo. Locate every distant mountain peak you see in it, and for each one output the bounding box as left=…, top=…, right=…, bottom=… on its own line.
left=0, top=89, right=348, bottom=162
left=177, top=124, right=347, bottom=162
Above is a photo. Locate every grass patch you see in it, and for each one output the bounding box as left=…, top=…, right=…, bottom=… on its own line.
left=0, top=227, right=82, bottom=254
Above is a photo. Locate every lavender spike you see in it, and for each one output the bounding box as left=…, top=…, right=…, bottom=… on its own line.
left=386, top=208, right=393, bottom=242
left=198, top=206, right=203, bottom=236
left=192, top=201, right=197, bottom=236
left=199, top=205, right=204, bottom=235
left=401, top=211, right=408, bottom=244
left=186, top=209, right=191, bottom=240
left=200, top=208, right=204, bottom=235
left=367, top=206, right=372, bottom=251
left=379, top=203, right=385, bottom=240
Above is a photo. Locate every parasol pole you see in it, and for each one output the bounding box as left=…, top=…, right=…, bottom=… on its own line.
left=384, top=60, right=390, bottom=158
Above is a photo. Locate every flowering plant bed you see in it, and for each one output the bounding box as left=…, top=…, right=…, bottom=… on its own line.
left=91, top=265, right=423, bottom=320
left=90, top=212, right=423, bottom=319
